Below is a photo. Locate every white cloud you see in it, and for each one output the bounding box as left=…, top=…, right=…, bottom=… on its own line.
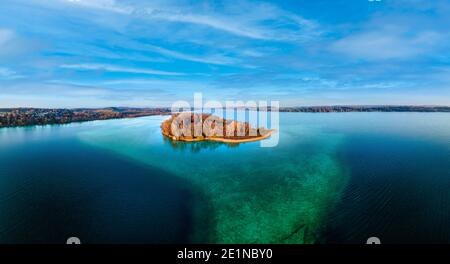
left=0, top=67, right=24, bottom=80
left=60, top=63, right=185, bottom=76
left=63, top=0, right=266, bottom=39
left=58, top=0, right=319, bottom=41
left=0, top=28, right=36, bottom=59
left=146, top=45, right=238, bottom=65
left=146, top=10, right=269, bottom=40
left=331, top=29, right=443, bottom=60
left=239, top=49, right=264, bottom=58
left=0, top=29, right=14, bottom=46
left=140, top=3, right=320, bottom=41
left=69, top=1, right=268, bottom=39
left=64, top=0, right=133, bottom=14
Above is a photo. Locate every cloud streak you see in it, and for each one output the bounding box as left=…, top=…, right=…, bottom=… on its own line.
left=331, top=28, right=444, bottom=60
left=60, top=63, right=185, bottom=76
left=147, top=11, right=269, bottom=40
left=0, top=28, right=14, bottom=46
left=65, top=0, right=133, bottom=14
left=0, top=67, right=24, bottom=80
left=145, top=45, right=238, bottom=65
left=60, top=0, right=319, bottom=41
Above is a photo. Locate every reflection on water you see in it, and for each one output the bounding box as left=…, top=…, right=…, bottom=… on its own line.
left=162, top=136, right=241, bottom=152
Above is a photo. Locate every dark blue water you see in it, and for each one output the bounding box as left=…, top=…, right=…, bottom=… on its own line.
left=0, top=126, right=194, bottom=243
left=0, top=113, right=449, bottom=244
left=325, top=133, right=450, bottom=243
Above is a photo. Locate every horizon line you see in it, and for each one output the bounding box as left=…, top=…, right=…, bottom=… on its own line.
left=1, top=104, right=450, bottom=110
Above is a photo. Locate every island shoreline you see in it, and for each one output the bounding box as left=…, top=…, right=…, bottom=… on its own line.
left=162, top=129, right=275, bottom=143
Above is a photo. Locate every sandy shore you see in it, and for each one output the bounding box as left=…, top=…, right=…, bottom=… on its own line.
left=162, top=130, right=275, bottom=143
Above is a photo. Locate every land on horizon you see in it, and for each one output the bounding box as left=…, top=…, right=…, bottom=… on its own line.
left=1, top=105, right=449, bottom=128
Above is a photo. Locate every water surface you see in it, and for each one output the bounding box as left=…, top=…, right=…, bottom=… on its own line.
left=0, top=113, right=449, bottom=243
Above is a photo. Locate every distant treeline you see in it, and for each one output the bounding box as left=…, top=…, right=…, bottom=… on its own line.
left=1, top=105, right=449, bottom=128
left=0, top=107, right=171, bottom=128
left=279, top=106, right=450, bottom=113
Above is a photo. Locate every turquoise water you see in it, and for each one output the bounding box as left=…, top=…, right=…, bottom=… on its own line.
left=0, top=113, right=449, bottom=243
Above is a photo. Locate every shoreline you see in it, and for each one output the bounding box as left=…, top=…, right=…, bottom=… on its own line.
left=160, top=113, right=275, bottom=144
left=162, top=129, right=275, bottom=143
left=2, top=110, right=450, bottom=129
left=0, top=113, right=169, bottom=129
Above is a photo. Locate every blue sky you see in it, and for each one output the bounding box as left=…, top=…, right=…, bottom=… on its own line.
left=0, top=0, right=449, bottom=107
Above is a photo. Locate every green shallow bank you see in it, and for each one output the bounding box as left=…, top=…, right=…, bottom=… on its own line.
left=78, top=114, right=349, bottom=243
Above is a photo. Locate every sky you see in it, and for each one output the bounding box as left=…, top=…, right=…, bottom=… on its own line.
left=0, top=0, right=449, bottom=108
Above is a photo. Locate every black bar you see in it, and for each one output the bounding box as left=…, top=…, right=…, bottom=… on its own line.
left=1, top=245, right=449, bottom=262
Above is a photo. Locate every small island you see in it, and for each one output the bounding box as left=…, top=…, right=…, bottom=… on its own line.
left=161, top=113, right=274, bottom=143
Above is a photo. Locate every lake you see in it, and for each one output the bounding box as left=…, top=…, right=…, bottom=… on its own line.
left=0, top=113, right=449, bottom=243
